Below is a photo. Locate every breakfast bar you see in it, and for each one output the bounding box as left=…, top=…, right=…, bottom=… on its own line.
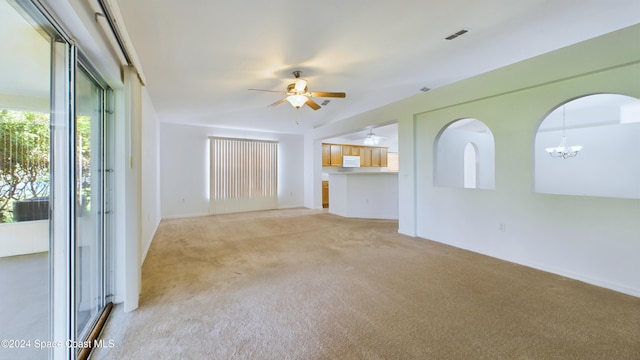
left=328, top=172, right=398, bottom=220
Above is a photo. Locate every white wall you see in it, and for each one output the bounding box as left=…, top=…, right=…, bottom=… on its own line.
left=140, top=88, right=161, bottom=261
left=0, top=220, right=48, bottom=257
left=309, top=24, right=640, bottom=297
left=412, top=58, right=640, bottom=297
left=117, top=66, right=143, bottom=311
left=160, top=123, right=305, bottom=219
left=276, top=132, right=306, bottom=209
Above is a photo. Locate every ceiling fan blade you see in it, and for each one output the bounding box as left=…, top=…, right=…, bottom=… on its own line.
left=269, top=98, right=288, bottom=107
left=249, top=88, right=287, bottom=94
left=305, top=98, right=321, bottom=110
left=309, top=91, right=346, bottom=98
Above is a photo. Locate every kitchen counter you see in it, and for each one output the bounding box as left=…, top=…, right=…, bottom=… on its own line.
left=328, top=172, right=398, bottom=219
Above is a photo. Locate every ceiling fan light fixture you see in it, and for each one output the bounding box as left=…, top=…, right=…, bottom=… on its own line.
left=250, top=70, right=345, bottom=113
left=363, top=130, right=381, bottom=145
left=294, top=78, right=308, bottom=92
left=363, top=137, right=376, bottom=146
left=286, top=94, right=308, bottom=108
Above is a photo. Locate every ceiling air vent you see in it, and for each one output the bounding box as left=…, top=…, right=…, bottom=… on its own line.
left=321, top=100, right=331, bottom=106
left=444, top=29, right=469, bottom=40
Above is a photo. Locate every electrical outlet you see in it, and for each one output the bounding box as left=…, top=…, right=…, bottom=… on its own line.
left=499, top=223, right=506, bottom=232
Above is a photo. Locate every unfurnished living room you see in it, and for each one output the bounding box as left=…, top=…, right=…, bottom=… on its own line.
left=1, top=1, right=639, bottom=360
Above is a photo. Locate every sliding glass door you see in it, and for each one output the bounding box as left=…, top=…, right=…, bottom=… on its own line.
left=75, top=65, right=108, bottom=342
left=0, top=1, right=57, bottom=359
left=0, top=1, right=112, bottom=359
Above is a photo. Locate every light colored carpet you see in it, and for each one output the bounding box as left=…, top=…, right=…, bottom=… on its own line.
left=91, top=208, right=640, bottom=360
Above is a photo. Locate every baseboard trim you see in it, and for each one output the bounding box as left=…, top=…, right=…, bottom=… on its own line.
left=161, top=212, right=210, bottom=220
left=421, top=236, right=640, bottom=299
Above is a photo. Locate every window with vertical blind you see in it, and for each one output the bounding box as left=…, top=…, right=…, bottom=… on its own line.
left=209, top=137, right=278, bottom=214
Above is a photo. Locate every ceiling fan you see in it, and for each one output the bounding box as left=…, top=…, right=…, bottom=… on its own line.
left=249, top=71, right=346, bottom=110
left=363, top=128, right=385, bottom=145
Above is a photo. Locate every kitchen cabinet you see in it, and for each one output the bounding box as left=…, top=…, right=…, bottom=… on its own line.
left=322, top=143, right=387, bottom=168
left=330, top=145, right=343, bottom=166
left=343, top=145, right=360, bottom=156
left=322, top=181, right=329, bottom=208
left=371, top=147, right=381, bottom=166
left=322, top=144, right=331, bottom=166
left=361, top=147, right=372, bottom=167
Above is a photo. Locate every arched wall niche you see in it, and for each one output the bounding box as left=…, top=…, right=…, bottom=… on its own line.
left=463, top=142, right=479, bottom=189
left=534, top=93, right=640, bottom=199
left=434, top=118, right=495, bottom=189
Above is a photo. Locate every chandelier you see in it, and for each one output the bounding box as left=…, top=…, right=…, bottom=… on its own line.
left=545, top=105, right=582, bottom=159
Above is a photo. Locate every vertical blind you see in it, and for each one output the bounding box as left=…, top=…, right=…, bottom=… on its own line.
left=209, top=137, right=278, bottom=214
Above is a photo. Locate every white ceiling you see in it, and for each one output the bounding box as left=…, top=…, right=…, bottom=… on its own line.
left=110, top=0, right=639, bottom=135
left=3, top=1, right=639, bottom=138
